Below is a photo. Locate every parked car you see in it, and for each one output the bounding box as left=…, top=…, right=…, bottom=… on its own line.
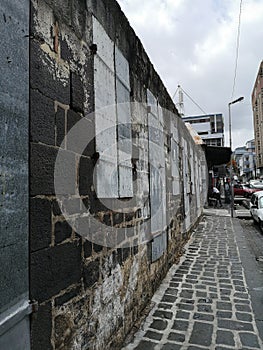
left=247, top=183, right=263, bottom=195
left=250, top=181, right=263, bottom=189
left=233, top=184, right=253, bottom=197
left=250, top=191, right=263, bottom=232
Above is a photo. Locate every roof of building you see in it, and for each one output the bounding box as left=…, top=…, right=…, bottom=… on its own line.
left=182, top=113, right=223, bottom=120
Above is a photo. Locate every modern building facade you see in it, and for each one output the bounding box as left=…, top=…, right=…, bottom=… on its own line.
left=182, top=114, right=224, bottom=147
left=252, top=61, right=263, bottom=177
left=233, top=140, right=256, bottom=181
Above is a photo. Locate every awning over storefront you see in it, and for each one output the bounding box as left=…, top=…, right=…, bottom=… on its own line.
left=202, top=145, right=232, bottom=168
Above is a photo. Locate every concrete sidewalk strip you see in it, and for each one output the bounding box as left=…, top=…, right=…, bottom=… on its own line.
left=122, top=213, right=263, bottom=350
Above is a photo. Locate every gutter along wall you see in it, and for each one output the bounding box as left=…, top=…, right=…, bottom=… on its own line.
left=29, top=0, right=208, bottom=349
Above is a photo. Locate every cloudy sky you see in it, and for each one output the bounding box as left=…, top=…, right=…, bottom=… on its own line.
left=118, top=0, right=263, bottom=150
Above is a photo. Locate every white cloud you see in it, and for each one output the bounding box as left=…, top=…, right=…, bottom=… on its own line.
left=118, top=0, right=263, bottom=149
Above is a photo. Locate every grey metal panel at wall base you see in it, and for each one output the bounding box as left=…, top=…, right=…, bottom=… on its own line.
left=0, top=0, right=30, bottom=348
left=0, top=316, right=30, bottom=350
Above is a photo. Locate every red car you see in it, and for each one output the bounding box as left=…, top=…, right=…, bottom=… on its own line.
left=233, top=184, right=254, bottom=197
left=234, top=183, right=263, bottom=197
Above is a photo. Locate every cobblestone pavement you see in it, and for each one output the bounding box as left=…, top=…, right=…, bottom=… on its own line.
left=122, top=210, right=263, bottom=350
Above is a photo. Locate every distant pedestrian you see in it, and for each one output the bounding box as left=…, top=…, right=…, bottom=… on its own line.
left=213, top=186, right=222, bottom=208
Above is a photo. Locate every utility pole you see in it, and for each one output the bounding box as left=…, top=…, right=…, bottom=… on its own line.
left=228, top=96, right=244, bottom=217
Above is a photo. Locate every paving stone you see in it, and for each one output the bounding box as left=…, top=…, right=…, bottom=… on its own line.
left=187, top=274, right=198, bottom=279
left=233, top=280, right=244, bottom=286
left=195, top=284, right=206, bottom=290
left=181, top=283, right=193, bottom=289
left=176, top=310, right=190, bottom=319
left=171, top=320, right=189, bottom=331
left=235, top=285, right=246, bottom=292
left=219, top=284, right=232, bottom=289
left=185, top=279, right=198, bottom=284
left=234, top=292, right=248, bottom=299
left=198, top=298, right=212, bottom=304
left=172, top=277, right=183, bottom=282
left=216, top=330, right=235, bottom=346
left=177, top=303, right=194, bottom=311
left=165, top=288, right=178, bottom=296
left=216, top=311, right=232, bottom=319
left=196, top=291, right=207, bottom=298
left=180, top=298, right=194, bottom=304
left=167, top=332, right=185, bottom=342
left=234, top=298, right=250, bottom=305
left=149, top=319, right=168, bottom=331
left=189, top=322, right=213, bottom=347
left=180, top=290, right=194, bottom=299
left=135, top=340, right=156, bottom=350
left=193, top=313, right=214, bottom=321
left=161, top=343, right=181, bottom=350
left=169, top=282, right=179, bottom=288
left=158, top=303, right=173, bottom=310
left=205, top=281, right=217, bottom=286
left=200, top=276, right=215, bottom=282
left=220, top=296, right=230, bottom=301
left=217, top=319, right=253, bottom=331
left=219, top=279, right=231, bottom=284
left=235, top=312, right=252, bottom=322
left=235, top=304, right=252, bottom=312
left=153, top=310, right=173, bottom=320
left=220, top=291, right=231, bottom=298
left=217, top=273, right=229, bottom=278
left=209, top=287, right=217, bottom=292
left=231, top=274, right=243, bottom=279
left=197, top=304, right=212, bottom=313
left=177, top=267, right=190, bottom=273
left=161, top=295, right=177, bottom=303
left=239, top=332, right=260, bottom=348
left=217, top=302, right=232, bottom=311
left=144, top=331, right=163, bottom=341
left=174, top=272, right=185, bottom=276
left=203, top=272, right=214, bottom=277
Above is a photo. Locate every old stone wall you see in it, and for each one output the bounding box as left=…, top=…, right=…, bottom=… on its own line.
left=29, top=1, right=207, bottom=349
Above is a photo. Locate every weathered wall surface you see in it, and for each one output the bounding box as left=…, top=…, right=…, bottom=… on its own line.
left=0, top=0, right=31, bottom=349
left=29, top=1, right=207, bottom=349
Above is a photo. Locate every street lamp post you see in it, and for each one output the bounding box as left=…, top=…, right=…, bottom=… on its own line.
left=228, top=96, right=244, bottom=217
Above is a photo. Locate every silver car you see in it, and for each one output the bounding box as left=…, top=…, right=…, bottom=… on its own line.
left=250, top=190, right=263, bottom=232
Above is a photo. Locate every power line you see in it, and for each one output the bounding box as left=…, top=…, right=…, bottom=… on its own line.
left=231, top=0, right=243, bottom=99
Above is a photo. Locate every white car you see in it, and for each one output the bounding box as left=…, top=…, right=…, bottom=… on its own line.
left=250, top=190, right=263, bottom=232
